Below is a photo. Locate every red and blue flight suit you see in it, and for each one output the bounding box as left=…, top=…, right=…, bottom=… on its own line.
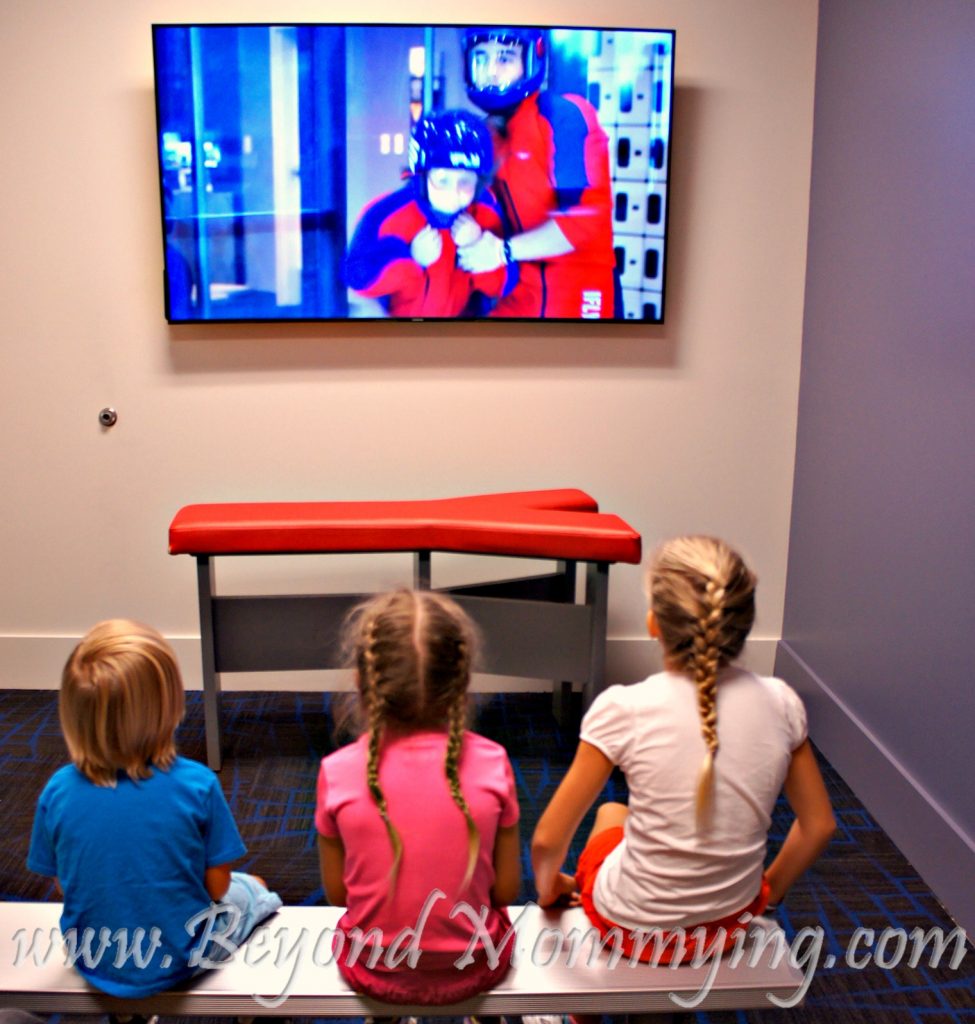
left=345, top=111, right=518, bottom=318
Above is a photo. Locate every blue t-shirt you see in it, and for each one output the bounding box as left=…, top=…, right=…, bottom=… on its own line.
left=27, top=755, right=246, bottom=997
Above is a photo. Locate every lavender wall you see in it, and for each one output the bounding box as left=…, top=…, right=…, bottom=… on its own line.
left=778, top=0, right=975, bottom=934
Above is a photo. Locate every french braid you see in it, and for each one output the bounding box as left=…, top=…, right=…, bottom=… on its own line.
left=687, top=577, right=725, bottom=822
left=649, top=537, right=756, bottom=829
left=446, top=660, right=479, bottom=890
left=444, top=622, right=481, bottom=888
left=363, top=614, right=403, bottom=884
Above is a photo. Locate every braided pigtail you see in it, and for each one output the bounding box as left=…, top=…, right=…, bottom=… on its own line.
left=446, top=688, right=479, bottom=891
left=363, top=615, right=403, bottom=886
left=648, top=536, right=757, bottom=832
left=343, top=588, right=482, bottom=896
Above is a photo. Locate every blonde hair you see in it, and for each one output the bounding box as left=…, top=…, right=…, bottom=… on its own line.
left=648, top=536, right=756, bottom=826
left=59, top=619, right=185, bottom=787
left=344, top=589, right=480, bottom=892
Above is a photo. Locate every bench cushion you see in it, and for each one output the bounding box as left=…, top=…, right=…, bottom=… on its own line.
left=169, top=489, right=642, bottom=564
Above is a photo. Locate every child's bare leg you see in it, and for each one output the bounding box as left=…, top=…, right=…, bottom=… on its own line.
left=588, top=801, right=628, bottom=840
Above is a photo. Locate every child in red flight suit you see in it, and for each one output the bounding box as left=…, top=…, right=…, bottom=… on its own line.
left=346, top=110, right=517, bottom=318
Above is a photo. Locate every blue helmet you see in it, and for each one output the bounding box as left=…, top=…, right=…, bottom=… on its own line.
left=409, top=109, right=494, bottom=227
left=462, top=27, right=547, bottom=113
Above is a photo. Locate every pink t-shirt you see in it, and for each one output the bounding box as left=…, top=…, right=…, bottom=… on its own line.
left=315, top=728, right=519, bottom=1003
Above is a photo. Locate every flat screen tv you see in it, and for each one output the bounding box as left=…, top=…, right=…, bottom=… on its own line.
left=152, top=23, right=674, bottom=324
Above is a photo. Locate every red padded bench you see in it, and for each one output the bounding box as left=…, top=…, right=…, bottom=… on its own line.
left=169, top=490, right=641, bottom=769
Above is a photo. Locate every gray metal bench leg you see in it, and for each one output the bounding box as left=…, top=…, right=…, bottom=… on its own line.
left=583, top=561, right=609, bottom=710
left=552, top=559, right=577, bottom=727
left=196, top=556, right=222, bottom=771
left=414, top=550, right=431, bottom=590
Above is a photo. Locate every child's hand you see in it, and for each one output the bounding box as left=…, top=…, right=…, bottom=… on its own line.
left=451, top=213, right=482, bottom=248
left=411, top=225, right=443, bottom=268
left=538, top=871, right=581, bottom=909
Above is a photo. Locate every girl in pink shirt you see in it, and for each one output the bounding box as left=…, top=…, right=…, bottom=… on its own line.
left=314, top=589, right=521, bottom=1006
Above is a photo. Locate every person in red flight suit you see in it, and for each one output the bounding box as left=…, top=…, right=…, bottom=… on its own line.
left=345, top=110, right=518, bottom=318
left=456, top=27, right=618, bottom=319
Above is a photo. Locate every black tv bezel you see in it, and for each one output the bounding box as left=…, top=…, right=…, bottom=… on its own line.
left=151, top=21, right=676, bottom=327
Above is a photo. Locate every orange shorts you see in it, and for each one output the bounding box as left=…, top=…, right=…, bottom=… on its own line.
left=574, top=826, right=770, bottom=965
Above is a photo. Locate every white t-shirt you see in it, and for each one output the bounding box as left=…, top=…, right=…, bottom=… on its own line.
left=580, top=668, right=807, bottom=930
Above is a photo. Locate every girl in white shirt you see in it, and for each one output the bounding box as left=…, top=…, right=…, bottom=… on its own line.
left=532, top=535, right=835, bottom=964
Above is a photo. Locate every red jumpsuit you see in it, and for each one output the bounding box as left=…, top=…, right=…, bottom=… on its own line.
left=346, top=183, right=515, bottom=318
left=489, top=90, right=616, bottom=319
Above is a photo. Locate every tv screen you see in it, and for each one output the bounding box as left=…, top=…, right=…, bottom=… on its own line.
left=152, top=23, right=674, bottom=324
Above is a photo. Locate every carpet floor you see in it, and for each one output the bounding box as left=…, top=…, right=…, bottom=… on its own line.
left=0, top=689, right=971, bottom=1023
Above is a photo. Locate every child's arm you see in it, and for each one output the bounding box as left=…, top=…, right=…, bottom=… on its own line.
left=205, top=864, right=232, bottom=901
left=490, top=823, right=522, bottom=906
left=346, top=189, right=428, bottom=299
left=317, top=834, right=347, bottom=906
left=531, top=741, right=614, bottom=907
left=765, top=739, right=836, bottom=905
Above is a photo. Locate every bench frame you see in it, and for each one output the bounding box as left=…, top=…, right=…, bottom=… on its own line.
left=194, top=550, right=610, bottom=770
left=0, top=903, right=805, bottom=1017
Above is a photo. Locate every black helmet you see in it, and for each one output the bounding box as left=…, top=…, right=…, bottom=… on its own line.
left=409, top=109, right=493, bottom=227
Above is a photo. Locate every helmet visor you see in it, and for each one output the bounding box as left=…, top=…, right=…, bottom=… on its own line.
left=468, top=37, right=526, bottom=96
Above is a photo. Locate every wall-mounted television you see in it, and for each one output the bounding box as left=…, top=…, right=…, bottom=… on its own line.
left=152, top=23, right=675, bottom=324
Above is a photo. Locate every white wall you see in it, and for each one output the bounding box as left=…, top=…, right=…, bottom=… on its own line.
left=0, top=0, right=818, bottom=689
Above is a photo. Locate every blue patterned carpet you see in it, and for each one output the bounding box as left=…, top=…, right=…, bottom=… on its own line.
left=0, top=689, right=972, bottom=1022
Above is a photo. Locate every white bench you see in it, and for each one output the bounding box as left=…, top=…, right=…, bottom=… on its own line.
left=0, top=903, right=807, bottom=1016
